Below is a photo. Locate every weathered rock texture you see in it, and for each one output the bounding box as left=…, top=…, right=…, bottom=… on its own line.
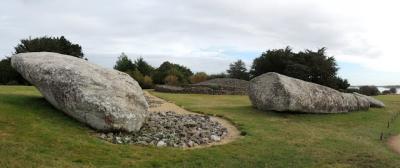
left=11, top=52, right=148, bottom=132
left=353, top=92, right=385, bottom=108
left=154, top=78, right=249, bottom=95
left=249, top=72, right=384, bottom=113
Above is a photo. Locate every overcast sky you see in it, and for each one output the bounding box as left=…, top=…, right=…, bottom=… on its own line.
left=1, top=0, right=399, bottom=85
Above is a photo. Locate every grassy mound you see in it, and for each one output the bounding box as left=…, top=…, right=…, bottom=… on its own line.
left=193, top=78, right=249, bottom=88
left=1, top=86, right=400, bottom=167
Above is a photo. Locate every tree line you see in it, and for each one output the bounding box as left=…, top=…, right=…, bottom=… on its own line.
left=0, top=36, right=85, bottom=85
left=1, top=36, right=353, bottom=91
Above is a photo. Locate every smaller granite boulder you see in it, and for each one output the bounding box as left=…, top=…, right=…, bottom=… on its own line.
left=248, top=72, right=384, bottom=113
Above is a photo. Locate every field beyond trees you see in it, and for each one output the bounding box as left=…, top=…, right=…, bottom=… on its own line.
left=1, top=86, right=400, bottom=167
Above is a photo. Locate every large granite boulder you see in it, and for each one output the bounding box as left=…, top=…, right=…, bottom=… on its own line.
left=11, top=52, right=148, bottom=132
left=249, top=72, right=384, bottom=113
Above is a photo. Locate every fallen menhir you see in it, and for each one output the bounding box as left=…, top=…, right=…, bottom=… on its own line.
left=11, top=52, right=148, bottom=132
left=249, top=72, right=385, bottom=113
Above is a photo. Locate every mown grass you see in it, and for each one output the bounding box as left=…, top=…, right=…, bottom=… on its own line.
left=1, top=86, right=400, bottom=167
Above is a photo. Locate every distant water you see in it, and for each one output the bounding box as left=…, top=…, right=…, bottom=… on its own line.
left=349, top=86, right=400, bottom=94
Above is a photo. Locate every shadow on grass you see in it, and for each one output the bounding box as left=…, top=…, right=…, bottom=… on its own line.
left=0, top=93, right=86, bottom=128
left=0, top=93, right=49, bottom=108
left=242, top=105, right=370, bottom=117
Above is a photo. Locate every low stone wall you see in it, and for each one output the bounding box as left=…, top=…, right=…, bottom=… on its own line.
left=154, top=85, right=184, bottom=93
left=154, top=84, right=248, bottom=95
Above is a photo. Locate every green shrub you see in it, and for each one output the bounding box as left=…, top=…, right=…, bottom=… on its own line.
left=342, top=88, right=360, bottom=93
left=190, top=72, right=208, bottom=84
left=389, top=88, right=397, bottom=94
left=0, top=57, right=27, bottom=85
left=152, top=61, right=193, bottom=84
left=207, top=73, right=228, bottom=79
left=15, top=36, right=85, bottom=58
left=127, top=69, right=144, bottom=85
left=164, top=75, right=179, bottom=86
left=142, top=76, right=154, bottom=89
left=359, top=86, right=380, bottom=96
left=250, top=46, right=349, bottom=90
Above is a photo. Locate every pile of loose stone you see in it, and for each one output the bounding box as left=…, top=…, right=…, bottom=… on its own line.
left=98, top=111, right=228, bottom=148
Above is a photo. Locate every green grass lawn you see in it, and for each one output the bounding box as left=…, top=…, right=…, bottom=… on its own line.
left=1, top=86, right=400, bottom=167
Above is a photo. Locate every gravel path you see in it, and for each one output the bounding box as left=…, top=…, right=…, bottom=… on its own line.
left=97, top=91, right=240, bottom=148
left=144, top=91, right=240, bottom=148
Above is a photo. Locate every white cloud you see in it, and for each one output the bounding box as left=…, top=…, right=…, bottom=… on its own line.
left=0, top=0, right=399, bottom=80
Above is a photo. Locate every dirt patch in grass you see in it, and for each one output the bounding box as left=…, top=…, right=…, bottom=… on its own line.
left=388, top=135, right=400, bottom=154
left=144, top=91, right=241, bottom=149
left=0, top=131, right=9, bottom=139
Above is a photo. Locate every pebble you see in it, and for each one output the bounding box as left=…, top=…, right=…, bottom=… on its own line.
left=210, top=135, right=221, bottom=142
left=157, top=140, right=167, bottom=147
left=114, top=137, right=122, bottom=144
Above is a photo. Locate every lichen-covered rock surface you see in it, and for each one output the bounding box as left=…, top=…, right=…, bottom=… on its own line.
left=353, top=92, right=385, bottom=108
left=249, top=72, right=384, bottom=113
left=11, top=52, right=148, bottom=132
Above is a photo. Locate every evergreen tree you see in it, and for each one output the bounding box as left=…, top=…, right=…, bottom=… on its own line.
left=250, top=46, right=349, bottom=90
left=227, top=60, right=249, bottom=80
left=114, top=53, right=136, bottom=72
left=0, top=36, right=85, bottom=85
left=14, top=36, right=85, bottom=59
left=134, top=57, right=154, bottom=76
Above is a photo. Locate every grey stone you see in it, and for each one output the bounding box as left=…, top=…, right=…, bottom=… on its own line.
left=210, top=135, right=221, bottom=141
left=353, top=92, right=385, bottom=108
left=187, top=140, right=194, bottom=147
left=97, top=111, right=228, bottom=147
left=123, top=136, right=132, bottom=143
left=11, top=52, right=148, bottom=132
left=156, top=140, right=167, bottom=147
left=248, top=72, right=383, bottom=113
left=114, top=137, right=123, bottom=144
